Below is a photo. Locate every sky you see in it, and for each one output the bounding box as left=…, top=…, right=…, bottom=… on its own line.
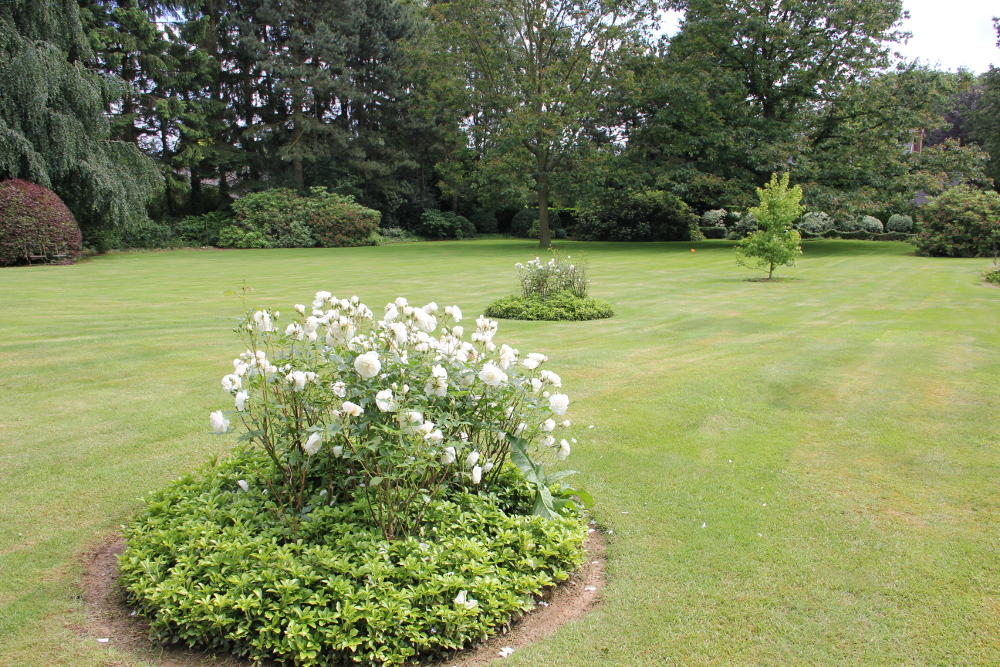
left=659, top=0, right=999, bottom=74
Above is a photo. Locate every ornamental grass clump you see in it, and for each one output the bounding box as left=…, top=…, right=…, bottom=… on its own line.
left=120, top=291, right=589, bottom=666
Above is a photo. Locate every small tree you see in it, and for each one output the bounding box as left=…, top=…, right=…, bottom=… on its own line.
left=735, top=173, right=803, bottom=279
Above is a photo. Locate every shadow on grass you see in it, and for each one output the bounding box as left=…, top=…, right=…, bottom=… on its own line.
left=742, top=276, right=805, bottom=282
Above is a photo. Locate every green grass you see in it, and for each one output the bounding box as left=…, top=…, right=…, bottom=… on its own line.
left=2, top=239, right=1000, bottom=666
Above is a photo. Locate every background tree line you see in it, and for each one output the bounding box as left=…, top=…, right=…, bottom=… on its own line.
left=3, top=0, right=1000, bottom=248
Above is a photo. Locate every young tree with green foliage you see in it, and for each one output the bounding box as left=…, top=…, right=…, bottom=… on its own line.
left=736, top=173, right=803, bottom=279
left=434, top=0, right=656, bottom=247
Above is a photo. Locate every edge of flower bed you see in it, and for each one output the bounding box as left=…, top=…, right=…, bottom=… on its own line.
left=77, top=525, right=608, bottom=667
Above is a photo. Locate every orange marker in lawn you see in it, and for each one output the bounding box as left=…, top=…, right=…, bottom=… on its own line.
left=691, top=249, right=696, bottom=252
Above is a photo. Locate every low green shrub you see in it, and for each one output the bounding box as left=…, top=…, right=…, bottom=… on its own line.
left=416, top=210, right=476, bottom=240
left=227, top=188, right=380, bottom=249
left=174, top=211, right=233, bottom=246
left=307, top=192, right=381, bottom=247
left=510, top=209, right=560, bottom=239
left=700, top=227, right=728, bottom=239
left=232, top=189, right=314, bottom=247
left=700, top=209, right=728, bottom=227
left=984, top=266, right=1000, bottom=285
left=858, top=215, right=884, bottom=233
left=485, top=291, right=614, bottom=321
left=0, top=179, right=83, bottom=265
left=886, top=214, right=914, bottom=233
left=469, top=210, right=499, bottom=235
left=120, top=449, right=586, bottom=667
left=834, top=216, right=862, bottom=233
left=727, top=211, right=759, bottom=239
left=217, top=225, right=271, bottom=248
left=914, top=186, right=1000, bottom=257
left=819, top=230, right=914, bottom=241
left=374, top=228, right=417, bottom=244
left=575, top=190, right=698, bottom=242
left=796, top=212, right=833, bottom=237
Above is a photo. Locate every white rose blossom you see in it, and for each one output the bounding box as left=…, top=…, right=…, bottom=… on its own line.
left=478, top=362, right=508, bottom=386
left=332, top=381, right=347, bottom=398
left=375, top=389, right=396, bottom=412
left=540, top=370, right=562, bottom=387
left=221, top=374, right=241, bottom=393
left=466, top=451, right=480, bottom=467
left=557, top=439, right=571, bottom=460
left=549, top=393, right=569, bottom=415
left=354, top=352, right=381, bottom=379
left=235, top=390, right=248, bottom=411
left=341, top=401, right=364, bottom=417
left=441, top=446, right=457, bottom=465
left=498, top=344, right=518, bottom=370
left=541, top=418, right=556, bottom=432
left=303, top=432, right=323, bottom=456
left=209, top=410, right=229, bottom=434
left=471, top=465, right=482, bottom=484
left=313, top=291, right=332, bottom=308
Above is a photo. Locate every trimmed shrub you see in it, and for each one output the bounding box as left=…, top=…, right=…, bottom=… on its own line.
left=914, top=186, right=1000, bottom=257
left=218, top=225, right=270, bottom=248
left=886, top=214, right=914, bottom=233
left=575, top=190, right=698, bottom=242
left=834, top=216, right=862, bottom=232
left=416, top=210, right=475, bottom=240
left=820, top=230, right=914, bottom=241
left=796, top=212, right=833, bottom=237
left=700, top=226, right=728, bottom=239
left=0, top=179, right=82, bottom=265
left=858, top=215, right=884, bottom=233
left=307, top=192, right=380, bottom=247
left=485, top=291, right=614, bottom=321
left=229, top=188, right=379, bottom=249
left=231, top=189, right=314, bottom=247
left=700, top=209, right=728, bottom=227
left=727, top=211, right=759, bottom=240
left=469, top=210, right=499, bottom=235
left=107, top=219, right=177, bottom=250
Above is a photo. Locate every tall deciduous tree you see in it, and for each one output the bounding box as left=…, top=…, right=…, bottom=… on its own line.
left=0, top=0, right=160, bottom=241
left=435, top=0, right=656, bottom=247
left=631, top=0, right=909, bottom=194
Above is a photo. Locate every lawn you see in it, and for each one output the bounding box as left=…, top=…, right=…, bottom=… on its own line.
left=2, top=239, right=1000, bottom=666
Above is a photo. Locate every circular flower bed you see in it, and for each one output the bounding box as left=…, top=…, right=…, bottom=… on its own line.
left=119, top=292, right=589, bottom=666
left=485, top=254, right=614, bottom=321
left=119, top=451, right=585, bottom=666
left=485, top=291, right=614, bottom=321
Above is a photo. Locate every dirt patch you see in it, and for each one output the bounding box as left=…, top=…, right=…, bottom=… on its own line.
left=78, top=527, right=607, bottom=667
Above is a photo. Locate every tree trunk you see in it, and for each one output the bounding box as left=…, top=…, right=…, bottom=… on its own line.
left=537, top=171, right=551, bottom=248
left=190, top=165, right=202, bottom=215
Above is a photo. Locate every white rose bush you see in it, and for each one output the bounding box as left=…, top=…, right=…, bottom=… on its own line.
left=215, top=291, right=584, bottom=539
left=119, top=291, right=590, bottom=666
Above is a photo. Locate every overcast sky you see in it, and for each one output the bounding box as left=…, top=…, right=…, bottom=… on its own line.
left=659, top=1, right=999, bottom=74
